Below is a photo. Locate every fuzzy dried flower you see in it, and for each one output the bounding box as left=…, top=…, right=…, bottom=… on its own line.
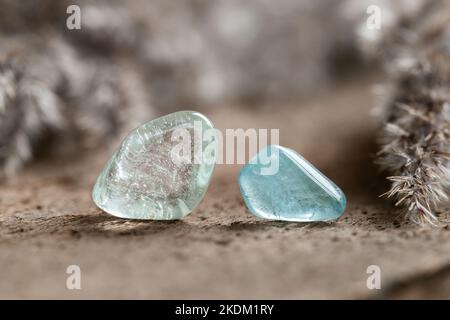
left=376, top=0, right=450, bottom=224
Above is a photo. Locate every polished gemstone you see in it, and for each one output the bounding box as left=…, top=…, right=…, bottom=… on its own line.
left=92, top=111, right=217, bottom=220
left=239, top=145, right=346, bottom=222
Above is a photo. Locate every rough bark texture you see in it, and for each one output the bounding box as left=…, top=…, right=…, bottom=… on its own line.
left=2, top=74, right=450, bottom=299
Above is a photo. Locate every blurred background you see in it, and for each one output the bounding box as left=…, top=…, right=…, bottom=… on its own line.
left=1, top=0, right=450, bottom=299
left=0, top=0, right=428, bottom=175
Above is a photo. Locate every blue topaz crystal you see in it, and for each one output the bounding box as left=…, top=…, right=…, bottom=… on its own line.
left=92, top=111, right=217, bottom=220
left=238, top=145, right=346, bottom=222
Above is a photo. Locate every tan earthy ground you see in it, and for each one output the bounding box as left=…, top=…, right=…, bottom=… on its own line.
left=1, top=74, right=450, bottom=299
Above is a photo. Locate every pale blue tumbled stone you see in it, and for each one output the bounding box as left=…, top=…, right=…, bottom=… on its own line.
left=92, top=111, right=217, bottom=220
left=238, top=145, right=346, bottom=222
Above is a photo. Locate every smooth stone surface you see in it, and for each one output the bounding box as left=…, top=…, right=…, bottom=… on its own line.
left=239, top=145, right=346, bottom=222
left=92, top=111, right=217, bottom=220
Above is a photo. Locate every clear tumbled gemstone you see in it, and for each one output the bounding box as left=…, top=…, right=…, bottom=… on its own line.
left=92, top=111, right=217, bottom=220
left=239, top=145, right=346, bottom=222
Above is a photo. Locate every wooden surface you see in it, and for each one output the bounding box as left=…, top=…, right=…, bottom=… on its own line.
left=1, top=75, right=450, bottom=299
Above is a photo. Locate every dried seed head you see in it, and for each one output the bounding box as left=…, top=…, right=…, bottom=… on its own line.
left=376, top=0, right=450, bottom=224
